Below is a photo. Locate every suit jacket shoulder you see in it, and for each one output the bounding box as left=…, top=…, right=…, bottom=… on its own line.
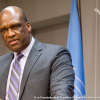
left=0, top=53, right=13, bottom=67
left=32, top=39, right=75, bottom=98
left=41, top=42, right=72, bottom=63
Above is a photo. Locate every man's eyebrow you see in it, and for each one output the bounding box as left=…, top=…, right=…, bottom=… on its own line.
left=0, top=23, right=21, bottom=29
left=10, top=23, right=21, bottom=27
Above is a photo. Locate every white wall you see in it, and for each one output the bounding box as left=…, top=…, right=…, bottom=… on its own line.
left=96, top=0, right=100, bottom=96
left=81, top=0, right=96, bottom=99
left=0, top=0, right=7, bottom=11
left=7, top=0, right=71, bottom=23
left=34, top=23, right=69, bottom=47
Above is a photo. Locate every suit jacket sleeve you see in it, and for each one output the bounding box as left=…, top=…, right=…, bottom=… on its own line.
left=50, top=47, right=75, bottom=100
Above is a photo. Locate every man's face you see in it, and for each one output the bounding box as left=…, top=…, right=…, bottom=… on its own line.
left=0, top=10, right=31, bottom=53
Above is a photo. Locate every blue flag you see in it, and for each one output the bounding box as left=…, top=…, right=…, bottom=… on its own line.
left=67, top=0, right=86, bottom=99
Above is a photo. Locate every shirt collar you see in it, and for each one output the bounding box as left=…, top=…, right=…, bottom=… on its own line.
left=14, top=37, right=35, bottom=58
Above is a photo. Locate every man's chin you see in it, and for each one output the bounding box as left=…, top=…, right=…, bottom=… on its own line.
left=8, top=46, right=22, bottom=53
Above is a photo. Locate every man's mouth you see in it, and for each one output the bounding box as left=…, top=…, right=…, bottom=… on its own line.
left=9, top=39, right=19, bottom=45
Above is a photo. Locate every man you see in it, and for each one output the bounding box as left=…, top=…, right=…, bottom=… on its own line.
left=0, top=6, right=74, bottom=100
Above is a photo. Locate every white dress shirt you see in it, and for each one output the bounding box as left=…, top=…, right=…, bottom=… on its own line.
left=5, top=37, right=35, bottom=100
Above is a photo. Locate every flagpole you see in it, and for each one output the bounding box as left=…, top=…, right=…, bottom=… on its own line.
left=77, top=0, right=83, bottom=45
left=77, top=0, right=82, bottom=31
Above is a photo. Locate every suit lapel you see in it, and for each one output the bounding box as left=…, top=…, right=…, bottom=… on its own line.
left=0, top=53, right=13, bottom=99
left=19, top=38, right=42, bottom=99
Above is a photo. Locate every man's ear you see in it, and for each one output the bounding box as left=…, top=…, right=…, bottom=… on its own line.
left=26, top=22, right=31, bottom=33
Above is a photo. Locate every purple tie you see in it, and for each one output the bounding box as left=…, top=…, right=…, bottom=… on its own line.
left=8, top=54, right=23, bottom=100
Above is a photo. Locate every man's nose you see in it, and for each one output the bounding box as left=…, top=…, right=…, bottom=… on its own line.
left=7, top=28, right=15, bottom=37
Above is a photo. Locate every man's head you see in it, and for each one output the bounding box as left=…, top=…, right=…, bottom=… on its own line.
left=0, top=6, right=32, bottom=53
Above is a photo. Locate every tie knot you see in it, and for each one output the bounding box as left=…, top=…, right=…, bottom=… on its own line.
left=16, top=53, right=23, bottom=61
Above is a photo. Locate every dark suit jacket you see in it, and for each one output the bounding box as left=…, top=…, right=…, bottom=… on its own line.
left=0, top=38, right=75, bottom=100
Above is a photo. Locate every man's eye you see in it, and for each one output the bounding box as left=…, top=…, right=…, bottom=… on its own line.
left=13, top=25, right=21, bottom=29
left=1, top=29, right=7, bottom=33
left=14, top=26, right=18, bottom=28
